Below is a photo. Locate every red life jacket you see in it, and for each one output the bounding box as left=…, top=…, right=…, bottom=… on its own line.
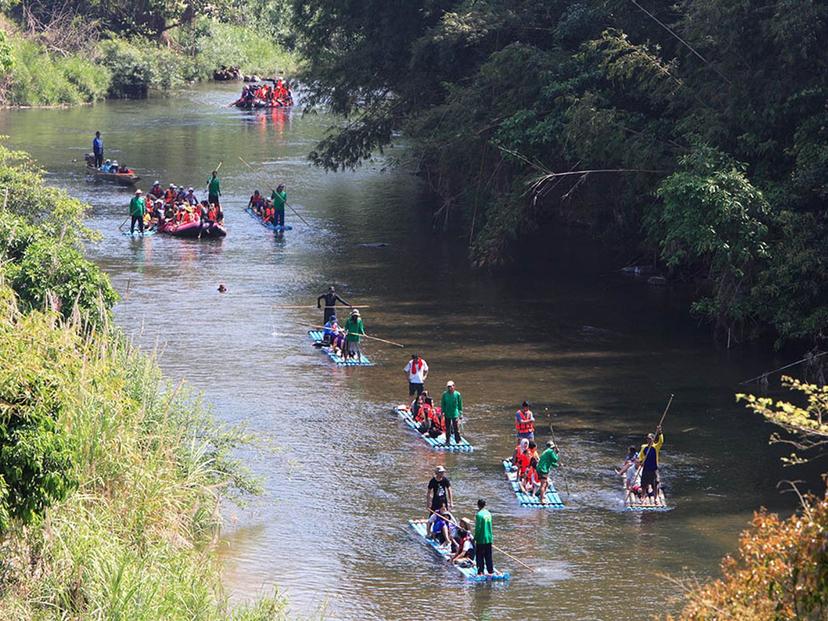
left=515, top=450, right=530, bottom=476
left=165, top=189, right=176, bottom=203
left=430, top=407, right=445, bottom=434
left=523, top=466, right=539, bottom=487
left=515, top=409, right=535, bottom=434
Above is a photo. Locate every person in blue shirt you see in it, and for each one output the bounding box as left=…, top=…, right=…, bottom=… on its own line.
left=92, top=131, right=104, bottom=168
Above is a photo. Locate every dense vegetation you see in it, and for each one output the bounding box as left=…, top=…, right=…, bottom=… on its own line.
left=669, top=378, right=828, bottom=620
left=0, top=143, right=285, bottom=618
left=292, top=0, right=828, bottom=347
left=0, top=0, right=296, bottom=105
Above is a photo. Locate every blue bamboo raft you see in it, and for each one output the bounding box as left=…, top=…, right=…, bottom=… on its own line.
left=501, top=460, right=565, bottom=509
left=393, top=406, right=474, bottom=452
left=121, top=229, right=157, bottom=237
left=408, top=519, right=510, bottom=583
left=307, top=330, right=374, bottom=366
left=245, top=206, right=292, bottom=232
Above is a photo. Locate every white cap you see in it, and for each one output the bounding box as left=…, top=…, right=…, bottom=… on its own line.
left=446, top=380, right=455, bottom=387
left=435, top=466, right=446, bottom=473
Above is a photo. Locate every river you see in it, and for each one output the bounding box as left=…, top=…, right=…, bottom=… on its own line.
left=0, top=84, right=817, bottom=620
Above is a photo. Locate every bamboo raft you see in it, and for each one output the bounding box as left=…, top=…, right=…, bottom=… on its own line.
left=393, top=405, right=474, bottom=452
left=623, top=472, right=669, bottom=511
left=501, top=460, right=564, bottom=509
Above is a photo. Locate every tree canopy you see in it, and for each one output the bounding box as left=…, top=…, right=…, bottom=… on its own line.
left=292, top=0, right=828, bottom=346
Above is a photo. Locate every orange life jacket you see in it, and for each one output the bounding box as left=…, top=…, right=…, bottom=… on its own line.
left=415, top=403, right=430, bottom=424
left=523, top=466, right=539, bottom=487
left=165, top=189, right=176, bottom=203
left=515, top=409, right=535, bottom=434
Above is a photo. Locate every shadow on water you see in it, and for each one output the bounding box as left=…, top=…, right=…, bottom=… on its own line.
left=0, top=83, right=823, bottom=621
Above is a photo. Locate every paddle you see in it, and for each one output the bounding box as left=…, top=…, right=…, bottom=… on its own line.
left=310, top=324, right=404, bottom=348
left=427, top=509, right=534, bottom=573
left=273, top=305, right=372, bottom=309
left=238, top=156, right=311, bottom=227
left=548, top=421, right=571, bottom=497
left=624, top=394, right=673, bottom=506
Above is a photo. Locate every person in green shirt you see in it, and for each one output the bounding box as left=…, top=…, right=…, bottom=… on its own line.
left=129, top=189, right=146, bottom=236
left=207, top=170, right=221, bottom=206
left=537, top=440, right=560, bottom=505
left=474, top=498, right=494, bottom=576
left=440, top=380, right=463, bottom=446
left=271, top=184, right=287, bottom=228
left=342, top=308, right=366, bottom=361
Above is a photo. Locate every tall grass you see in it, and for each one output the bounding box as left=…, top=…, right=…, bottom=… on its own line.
left=5, top=37, right=110, bottom=106
left=192, top=21, right=299, bottom=76
left=0, top=291, right=286, bottom=620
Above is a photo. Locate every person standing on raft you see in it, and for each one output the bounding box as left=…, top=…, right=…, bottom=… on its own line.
left=515, top=401, right=535, bottom=440
left=342, top=308, right=366, bottom=361
left=271, top=184, right=287, bottom=228
left=404, top=353, right=429, bottom=398
left=474, top=499, right=494, bottom=576
left=207, top=170, right=221, bottom=206
left=129, top=189, right=146, bottom=236
left=536, top=440, right=560, bottom=504
left=440, top=380, right=463, bottom=446
left=638, top=425, right=664, bottom=498
left=317, top=286, right=350, bottom=324
left=92, top=131, right=104, bottom=168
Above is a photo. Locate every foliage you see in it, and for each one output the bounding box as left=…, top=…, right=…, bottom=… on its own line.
left=0, top=141, right=116, bottom=324
left=2, top=36, right=110, bottom=106
left=293, top=0, right=828, bottom=345
left=0, top=290, right=285, bottom=619
left=650, top=145, right=770, bottom=340
left=738, top=375, right=828, bottom=465
left=667, top=490, right=828, bottom=621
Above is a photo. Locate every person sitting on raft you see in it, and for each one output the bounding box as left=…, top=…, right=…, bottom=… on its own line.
left=164, top=184, right=177, bottom=205
left=510, top=438, right=531, bottom=476
left=428, top=506, right=457, bottom=549
left=411, top=390, right=429, bottom=421
left=248, top=190, right=265, bottom=214
left=450, top=519, right=475, bottom=566
left=185, top=187, right=199, bottom=206
left=520, top=457, right=541, bottom=496
left=149, top=181, right=163, bottom=201
left=616, top=446, right=641, bottom=492
left=261, top=199, right=275, bottom=224
left=322, top=315, right=346, bottom=352
left=417, top=397, right=444, bottom=439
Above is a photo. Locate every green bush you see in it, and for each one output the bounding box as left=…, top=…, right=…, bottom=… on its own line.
left=190, top=21, right=298, bottom=76
left=0, top=290, right=286, bottom=620
left=5, top=37, right=109, bottom=106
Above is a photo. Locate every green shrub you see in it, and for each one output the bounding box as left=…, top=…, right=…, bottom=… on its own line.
left=3, top=36, right=109, bottom=106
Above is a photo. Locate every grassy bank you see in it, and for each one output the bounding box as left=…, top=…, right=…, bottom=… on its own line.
left=0, top=19, right=299, bottom=106
left=0, top=142, right=285, bottom=618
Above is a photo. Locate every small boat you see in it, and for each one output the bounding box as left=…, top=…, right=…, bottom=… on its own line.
left=84, top=154, right=140, bottom=185
left=501, top=460, right=564, bottom=508
left=158, top=219, right=226, bottom=239
left=307, top=330, right=373, bottom=366
left=245, top=207, right=293, bottom=232
left=234, top=99, right=293, bottom=109
left=393, top=405, right=473, bottom=452
left=408, top=519, right=510, bottom=582
left=623, top=472, right=669, bottom=512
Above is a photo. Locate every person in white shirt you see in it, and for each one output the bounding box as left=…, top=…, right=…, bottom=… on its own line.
left=404, top=353, right=429, bottom=398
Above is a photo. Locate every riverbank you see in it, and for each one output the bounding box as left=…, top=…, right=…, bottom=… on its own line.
left=0, top=142, right=285, bottom=619
left=0, top=17, right=297, bottom=107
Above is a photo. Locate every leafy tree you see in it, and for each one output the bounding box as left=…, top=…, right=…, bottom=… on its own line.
left=292, top=0, right=828, bottom=346
left=738, top=376, right=828, bottom=465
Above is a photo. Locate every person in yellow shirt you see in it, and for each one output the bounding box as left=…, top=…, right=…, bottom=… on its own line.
left=637, top=425, right=664, bottom=498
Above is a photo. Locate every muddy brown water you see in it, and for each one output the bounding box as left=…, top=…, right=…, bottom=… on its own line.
left=1, top=83, right=819, bottom=620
